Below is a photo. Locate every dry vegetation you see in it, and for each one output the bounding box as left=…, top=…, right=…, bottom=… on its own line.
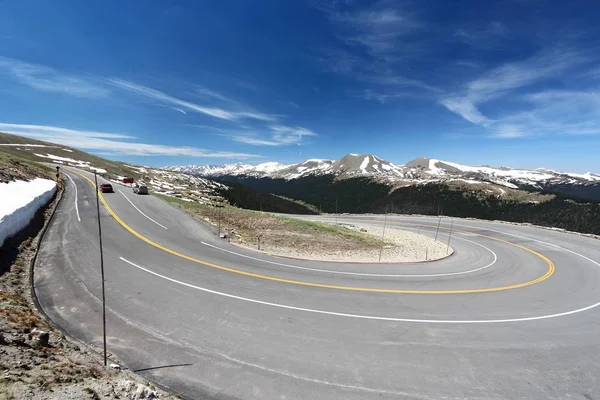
left=156, top=194, right=386, bottom=253
left=0, top=152, right=55, bottom=184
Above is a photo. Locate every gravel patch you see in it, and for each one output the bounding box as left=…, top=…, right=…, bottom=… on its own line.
left=259, top=223, right=452, bottom=263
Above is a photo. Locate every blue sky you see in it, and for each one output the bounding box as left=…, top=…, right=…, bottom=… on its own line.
left=0, top=0, right=599, bottom=173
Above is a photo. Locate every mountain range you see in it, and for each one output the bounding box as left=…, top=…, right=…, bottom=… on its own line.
left=168, top=154, right=600, bottom=197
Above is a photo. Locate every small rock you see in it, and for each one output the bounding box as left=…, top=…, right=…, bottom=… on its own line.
left=360, top=228, right=367, bottom=232
left=120, top=380, right=135, bottom=393
left=133, top=385, right=158, bottom=399
left=37, top=332, right=50, bottom=347
left=12, top=337, right=27, bottom=347
left=30, top=328, right=50, bottom=347
left=110, top=363, right=121, bottom=371
left=0, top=333, right=6, bottom=345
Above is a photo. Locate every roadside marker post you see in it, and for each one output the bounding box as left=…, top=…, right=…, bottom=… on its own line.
left=378, top=205, right=389, bottom=262
left=93, top=171, right=108, bottom=366
left=217, top=204, right=222, bottom=238
left=434, top=217, right=442, bottom=241
left=447, top=220, right=454, bottom=255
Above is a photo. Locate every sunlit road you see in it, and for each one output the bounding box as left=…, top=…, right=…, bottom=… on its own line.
left=34, top=166, right=600, bottom=399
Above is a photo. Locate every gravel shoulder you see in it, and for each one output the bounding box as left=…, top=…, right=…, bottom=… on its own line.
left=0, top=180, right=179, bottom=400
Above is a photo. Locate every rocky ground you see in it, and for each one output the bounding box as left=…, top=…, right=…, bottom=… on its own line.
left=0, top=186, right=180, bottom=400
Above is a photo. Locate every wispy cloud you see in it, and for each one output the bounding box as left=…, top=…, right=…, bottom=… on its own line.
left=171, top=107, right=187, bottom=115
left=455, top=21, right=508, bottom=48
left=0, top=57, right=110, bottom=98
left=318, top=1, right=438, bottom=99
left=195, top=86, right=238, bottom=105
left=0, top=123, right=260, bottom=159
left=233, top=125, right=317, bottom=146
left=439, top=97, right=491, bottom=125
left=326, top=5, right=421, bottom=60
left=108, top=79, right=277, bottom=122
left=487, top=90, right=600, bottom=138
left=440, top=48, right=593, bottom=136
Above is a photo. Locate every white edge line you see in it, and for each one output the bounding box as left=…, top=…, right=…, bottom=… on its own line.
left=64, top=173, right=81, bottom=222
left=119, top=256, right=600, bottom=324
left=118, top=189, right=168, bottom=230
left=199, top=237, right=498, bottom=278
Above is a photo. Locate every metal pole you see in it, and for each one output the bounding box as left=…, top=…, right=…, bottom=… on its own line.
left=446, top=220, right=454, bottom=254
left=217, top=205, right=221, bottom=238
left=378, top=205, right=388, bottom=262
left=434, top=217, right=441, bottom=241
left=93, top=172, right=107, bottom=366
left=335, top=196, right=338, bottom=225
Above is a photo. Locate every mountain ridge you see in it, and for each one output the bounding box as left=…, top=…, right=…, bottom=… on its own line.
left=168, top=154, right=600, bottom=191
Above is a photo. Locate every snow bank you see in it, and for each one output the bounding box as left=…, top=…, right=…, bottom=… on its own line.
left=0, top=178, right=57, bottom=248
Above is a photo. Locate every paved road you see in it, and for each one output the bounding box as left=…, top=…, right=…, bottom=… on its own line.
left=34, top=166, right=600, bottom=399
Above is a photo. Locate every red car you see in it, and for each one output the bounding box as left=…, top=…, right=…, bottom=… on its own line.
left=100, top=183, right=113, bottom=193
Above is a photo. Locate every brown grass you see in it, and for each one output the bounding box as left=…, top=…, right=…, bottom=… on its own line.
left=156, top=194, right=385, bottom=252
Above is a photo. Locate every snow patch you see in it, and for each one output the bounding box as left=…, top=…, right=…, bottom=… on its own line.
left=0, top=178, right=56, bottom=247
left=0, top=143, right=50, bottom=147
left=359, top=156, right=370, bottom=173
left=33, top=153, right=107, bottom=173
left=428, top=159, right=445, bottom=176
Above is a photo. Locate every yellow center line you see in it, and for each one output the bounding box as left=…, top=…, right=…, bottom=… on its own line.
left=71, top=170, right=555, bottom=294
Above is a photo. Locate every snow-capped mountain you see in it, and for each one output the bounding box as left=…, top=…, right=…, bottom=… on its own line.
left=168, top=154, right=600, bottom=194
left=169, top=154, right=408, bottom=179
left=404, top=157, right=600, bottom=188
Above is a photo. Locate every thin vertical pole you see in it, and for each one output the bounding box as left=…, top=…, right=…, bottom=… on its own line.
left=446, top=220, right=454, bottom=254
left=335, top=196, right=338, bottom=225
left=217, top=205, right=221, bottom=237
left=93, top=172, right=107, bottom=366
left=378, top=205, right=388, bottom=262
left=434, top=217, right=441, bottom=241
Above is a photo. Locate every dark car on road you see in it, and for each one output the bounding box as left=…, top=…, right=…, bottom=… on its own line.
left=133, top=184, right=148, bottom=195
left=100, top=183, right=113, bottom=193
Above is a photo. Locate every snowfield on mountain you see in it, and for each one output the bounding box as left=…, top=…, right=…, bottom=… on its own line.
left=168, top=154, right=600, bottom=191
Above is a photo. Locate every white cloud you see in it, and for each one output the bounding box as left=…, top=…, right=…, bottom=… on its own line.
left=0, top=123, right=260, bottom=159
left=440, top=48, right=593, bottom=137
left=439, top=98, right=491, bottom=125
left=466, top=49, right=584, bottom=103
left=487, top=90, right=600, bottom=138
left=331, top=7, right=420, bottom=58
left=108, top=79, right=276, bottom=122
left=171, top=107, right=187, bottom=115
left=319, top=2, right=437, bottom=98
left=195, top=86, right=238, bottom=105
left=233, top=125, right=317, bottom=146
left=0, top=57, right=110, bottom=98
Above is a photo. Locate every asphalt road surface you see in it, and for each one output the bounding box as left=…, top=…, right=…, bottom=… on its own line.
left=34, top=166, right=600, bottom=399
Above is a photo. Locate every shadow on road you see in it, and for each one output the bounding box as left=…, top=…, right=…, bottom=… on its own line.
left=133, top=363, right=194, bottom=373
